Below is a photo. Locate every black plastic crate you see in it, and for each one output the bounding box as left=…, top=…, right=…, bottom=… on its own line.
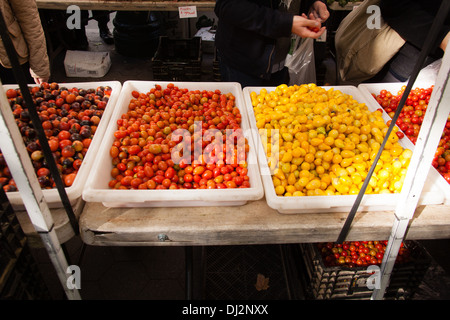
left=1, top=246, right=51, bottom=300
left=1, top=208, right=25, bottom=267
left=1, top=188, right=50, bottom=300
left=213, top=48, right=221, bottom=82
left=300, top=241, right=431, bottom=300
left=1, top=205, right=26, bottom=260
left=152, top=36, right=202, bottom=81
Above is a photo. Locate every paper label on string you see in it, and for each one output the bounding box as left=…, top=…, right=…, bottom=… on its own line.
left=179, top=6, right=197, bottom=19
left=317, top=29, right=327, bottom=42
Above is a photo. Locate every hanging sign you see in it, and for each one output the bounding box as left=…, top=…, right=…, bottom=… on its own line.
left=179, top=6, right=197, bottom=19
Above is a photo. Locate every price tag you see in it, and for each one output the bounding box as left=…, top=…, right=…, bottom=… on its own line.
left=317, top=29, right=327, bottom=42
left=179, top=6, right=197, bottom=19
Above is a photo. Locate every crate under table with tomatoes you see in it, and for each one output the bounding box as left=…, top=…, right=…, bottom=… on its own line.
left=299, top=240, right=431, bottom=300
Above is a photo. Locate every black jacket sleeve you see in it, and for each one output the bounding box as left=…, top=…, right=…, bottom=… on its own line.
left=214, top=0, right=324, bottom=79
left=380, top=0, right=450, bottom=53
left=214, top=0, right=294, bottom=39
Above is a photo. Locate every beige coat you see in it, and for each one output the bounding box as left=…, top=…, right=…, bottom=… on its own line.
left=0, top=0, right=50, bottom=80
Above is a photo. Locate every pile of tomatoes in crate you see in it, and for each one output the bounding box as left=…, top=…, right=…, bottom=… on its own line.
left=373, top=86, right=450, bottom=183
left=108, top=83, right=250, bottom=190
left=250, top=84, right=412, bottom=197
left=318, top=240, right=411, bottom=268
left=0, top=82, right=111, bottom=192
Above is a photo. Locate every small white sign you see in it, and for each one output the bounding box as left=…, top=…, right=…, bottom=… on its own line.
left=317, top=29, right=327, bottom=42
left=179, top=6, right=197, bottom=19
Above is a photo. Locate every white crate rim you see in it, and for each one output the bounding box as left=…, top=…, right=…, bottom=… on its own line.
left=82, top=80, right=264, bottom=207
left=358, top=82, right=450, bottom=205
left=2, top=81, right=122, bottom=209
left=242, top=85, right=445, bottom=214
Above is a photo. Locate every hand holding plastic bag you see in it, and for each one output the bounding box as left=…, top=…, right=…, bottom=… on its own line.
left=285, top=36, right=316, bottom=85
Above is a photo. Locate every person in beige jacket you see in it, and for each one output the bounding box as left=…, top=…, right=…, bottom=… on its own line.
left=0, top=0, right=50, bottom=84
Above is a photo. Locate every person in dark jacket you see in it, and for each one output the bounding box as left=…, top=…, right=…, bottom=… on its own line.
left=369, top=0, right=450, bottom=82
left=214, top=0, right=329, bottom=87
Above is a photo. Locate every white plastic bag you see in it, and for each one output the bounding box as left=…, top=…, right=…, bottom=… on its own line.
left=415, top=58, right=442, bottom=85
left=285, top=36, right=316, bottom=85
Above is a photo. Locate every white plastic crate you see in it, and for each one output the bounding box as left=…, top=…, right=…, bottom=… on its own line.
left=242, top=85, right=444, bottom=214
left=2, top=81, right=122, bottom=209
left=82, top=81, right=264, bottom=207
left=359, top=82, right=450, bottom=205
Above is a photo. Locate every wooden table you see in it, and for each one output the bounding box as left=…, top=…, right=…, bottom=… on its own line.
left=15, top=198, right=85, bottom=248
left=75, top=200, right=450, bottom=247
left=36, top=0, right=216, bottom=11
left=17, top=199, right=449, bottom=247
left=17, top=198, right=448, bottom=300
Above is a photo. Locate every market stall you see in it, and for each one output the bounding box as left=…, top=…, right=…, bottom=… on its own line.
left=3, top=56, right=449, bottom=297
left=2, top=0, right=450, bottom=302
left=6, top=71, right=448, bottom=301
left=78, top=202, right=450, bottom=246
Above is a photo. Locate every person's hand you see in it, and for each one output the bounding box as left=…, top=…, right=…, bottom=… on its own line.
left=29, top=68, right=49, bottom=85
left=291, top=13, right=325, bottom=39
left=33, top=77, right=47, bottom=85
left=309, top=0, right=330, bottom=23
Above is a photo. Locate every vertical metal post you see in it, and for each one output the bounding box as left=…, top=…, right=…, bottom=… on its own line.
left=0, top=84, right=81, bottom=300
left=337, top=1, right=450, bottom=244
left=372, top=48, right=450, bottom=300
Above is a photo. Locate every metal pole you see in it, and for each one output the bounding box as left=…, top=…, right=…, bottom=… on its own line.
left=0, top=84, right=81, bottom=300
left=371, top=48, right=450, bottom=300
left=337, top=0, right=450, bottom=244
left=0, top=6, right=79, bottom=235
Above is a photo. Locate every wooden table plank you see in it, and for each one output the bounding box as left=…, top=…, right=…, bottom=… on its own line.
left=79, top=199, right=450, bottom=246
left=36, top=0, right=216, bottom=11
left=15, top=198, right=85, bottom=248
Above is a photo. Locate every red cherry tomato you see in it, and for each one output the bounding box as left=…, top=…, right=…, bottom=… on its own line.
left=64, top=173, right=77, bottom=187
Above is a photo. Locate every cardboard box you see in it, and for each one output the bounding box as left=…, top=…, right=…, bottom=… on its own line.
left=64, top=50, right=111, bottom=78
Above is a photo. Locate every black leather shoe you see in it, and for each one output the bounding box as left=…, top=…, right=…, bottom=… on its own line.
left=99, top=28, right=114, bottom=45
